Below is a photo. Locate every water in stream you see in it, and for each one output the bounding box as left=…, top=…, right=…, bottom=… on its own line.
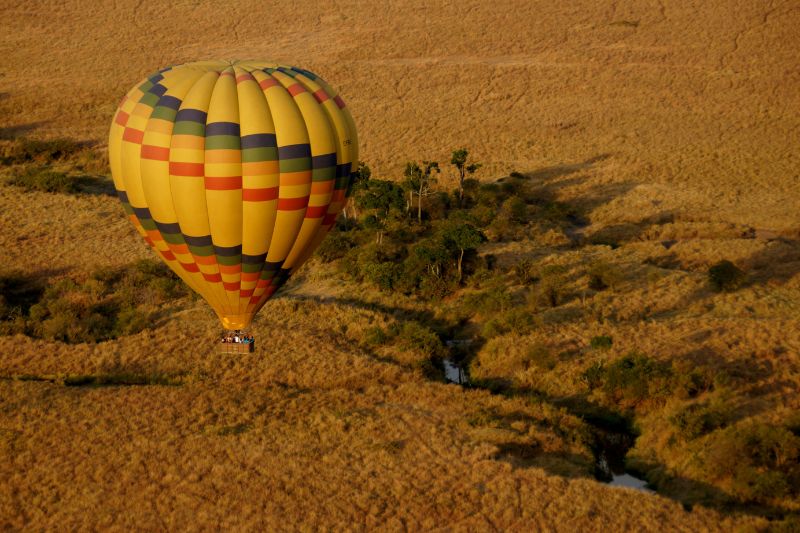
left=443, top=340, right=652, bottom=492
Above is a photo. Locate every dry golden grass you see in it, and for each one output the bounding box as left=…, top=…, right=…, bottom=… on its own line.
left=1, top=0, right=798, bottom=529
left=1, top=0, right=799, bottom=229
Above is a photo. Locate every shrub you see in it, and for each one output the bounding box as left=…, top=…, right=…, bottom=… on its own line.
left=0, top=271, right=44, bottom=334
left=587, top=262, right=623, bottom=291
left=527, top=343, right=557, bottom=370
left=704, top=423, right=800, bottom=503
left=533, top=265, right=567, bottom=308
left=587, top=353, right=674, bottom=410
left=23, top=260, right=188, bottom=343
left=396, top=322, right=446, bottom=358
left=708, top=260, right=745, bottom=292
left=315, top=230, right=357, bottom=262
left=590, top=335, right=613, bottom=350
left=669, top=402, right=729, bottom=440
left=362, top=261, right=403, bottom=292
left=481, top=308, right=536, bottom=338
left=0, top=138, right=86, bottom=165
left=363, top=326, right=388, bottom=346
left=6, top=167, right=80, bottom=193
left=461, top=287, right=514, bottom=315
left=513, top=259, right=537, bottom=285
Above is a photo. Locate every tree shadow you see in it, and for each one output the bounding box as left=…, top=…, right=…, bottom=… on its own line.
left=742, top=236, right=800, bottom=286
left=0, top=122, right=46, bottom=140
left=75, top=174, right=117, bottom=197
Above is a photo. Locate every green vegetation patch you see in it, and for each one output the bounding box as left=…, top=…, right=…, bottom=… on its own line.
left=1, top=259, right=190, bottom=343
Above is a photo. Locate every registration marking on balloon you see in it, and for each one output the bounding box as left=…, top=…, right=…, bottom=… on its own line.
left=109, top=61, right=358, bottom=330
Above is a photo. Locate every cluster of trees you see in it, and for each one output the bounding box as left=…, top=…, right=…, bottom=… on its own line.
left=320, top=149, right=497, bottom=299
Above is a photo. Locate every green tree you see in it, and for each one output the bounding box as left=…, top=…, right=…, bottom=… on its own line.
left=346, top=161, right=371, bottom=220
left=441, top=222, right=486, bottom=281
left=354, top=179, right=405, bottom=244
left=403, top=161, right=440, bottom=223
left=451, top=148, right=481, bottom=207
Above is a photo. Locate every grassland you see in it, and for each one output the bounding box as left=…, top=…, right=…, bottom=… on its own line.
left=1, top=0, right=798, bottom=530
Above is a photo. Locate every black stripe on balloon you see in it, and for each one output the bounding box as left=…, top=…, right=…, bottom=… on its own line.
left=336, top=162, right=352, bottom=178
left=149, top=84, right=167, bottom=97
left=158, top=95, right=181, bottom=110
left=263, top=261, right=283, bottom=272
left=312, top=153, right=337, bottom=168
left=214, top=244, right=242, bottom=257
left=116, top=190, right=129, bottom=203
left=132, top=206, right=152, bottom=220
left=242, top=253, right=267, bottom=264
left=155, top=221, right=181, bottom=234
left=241, top=133, right=277, bottom=149
left=175, top=109, right=207, bottom=123
left=205, top=122, right=240, bottom=136
left=278, top=144, right=311, bottom=159
left=183, top=234, right=213, bottom=247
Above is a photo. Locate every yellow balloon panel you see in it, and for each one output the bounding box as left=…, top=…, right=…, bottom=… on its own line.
left=108, top=61, right=358, bottom=330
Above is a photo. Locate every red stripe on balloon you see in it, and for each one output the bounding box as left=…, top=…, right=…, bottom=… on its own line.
left=123, top=127, right=144, bottom=144
left=259, top=78, right=278, bottom=90
left=287, top=84, right=306, bottom=96
left=243, top=187, right=279, bottom=201
left=305, top=205, right=328, bottom=218
left=312, top=89, right=329, bottom=103
left=180, top=262, right=199, bottom=273
left=277, top=197, right=309, bottom=211
left=115, top=110, right=130, bottom=126
left=202, top=272, right=222, bottom=283
left=205, top=176, right=242, bottom=190
left=170, top=162, right=204, bottom=176
left=141, top=145, right=170, bottom=161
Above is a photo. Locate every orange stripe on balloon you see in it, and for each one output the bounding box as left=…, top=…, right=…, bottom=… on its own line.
left=310, top=181, right=335, bottom=194
left=219, top=264, right=241, bottom=275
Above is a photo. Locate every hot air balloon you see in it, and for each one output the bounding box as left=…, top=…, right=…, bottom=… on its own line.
left=108, top=60, right=358, bottom=331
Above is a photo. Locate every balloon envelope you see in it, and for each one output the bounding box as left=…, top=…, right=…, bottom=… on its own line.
left=108, top=60, right=358, bottom=329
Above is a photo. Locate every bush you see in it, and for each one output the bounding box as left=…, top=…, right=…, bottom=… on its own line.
left=315, top=230, right=357, bottom=263
left=587, top=262, right=623, bottom=291
left=708, top=260, right=745, bottom=292
left=6, top=167, right=80, bottom=193
left=533, top=265, right=567, bottom=308
left=527, top=343, right=557, bottom=370
left=585, top=353, right=674, bottom=410
left=513, top=259, right=537, bottom=285
left=0, top=138, right=87, bottom=165
left=395, top=322, right=446, bottom=359
left=590, top=335, right=613, bottom=350
left=481, top=308, right=536, bottom=338
left=21, top=260, right=188, bottom=343
left=363, top=326, right=388, bottom=346
left=704, top=423, right=800, bottom=503
left=669, top=402, right=729, bottom=440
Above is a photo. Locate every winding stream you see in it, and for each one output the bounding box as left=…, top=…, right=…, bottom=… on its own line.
left=442, top=342, right=652, bottom=493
